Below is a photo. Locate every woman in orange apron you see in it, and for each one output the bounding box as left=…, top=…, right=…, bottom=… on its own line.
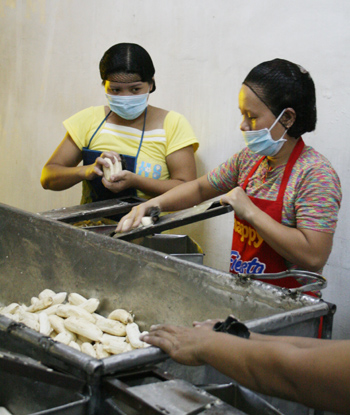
left=229, top=137, right=305, bottom=282
left=117, top=59, right=342, bottom=297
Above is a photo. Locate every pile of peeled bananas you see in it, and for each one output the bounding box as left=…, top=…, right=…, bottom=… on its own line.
left=0, top=289, right=150, bottom=359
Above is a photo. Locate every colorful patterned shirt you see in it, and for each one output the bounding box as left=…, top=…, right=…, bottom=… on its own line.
left=208, top=144, right=341, bottom=234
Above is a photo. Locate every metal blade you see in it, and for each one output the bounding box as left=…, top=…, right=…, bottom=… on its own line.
left=113, top=200, right=233, bottom=241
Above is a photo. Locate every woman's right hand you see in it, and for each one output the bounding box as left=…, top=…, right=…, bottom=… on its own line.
left=115, top=200, right=161, bottom=233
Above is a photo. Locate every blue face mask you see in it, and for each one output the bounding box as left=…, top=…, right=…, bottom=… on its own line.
left=106, top=92, right=149, bottom=120
left=242, top=109, right=287, bottom=156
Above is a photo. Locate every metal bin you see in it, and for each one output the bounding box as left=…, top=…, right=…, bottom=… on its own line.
left=133, top=233, right=204, bottom=264
left=0, top=350, right=89, bottom=415
left=0, top=203, right=335, bottom=415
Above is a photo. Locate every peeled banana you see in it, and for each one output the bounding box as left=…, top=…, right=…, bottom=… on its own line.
left=39, top=312, right=52, bottom=336
left=55, top=331, right=75, bottom=345
left=120, top=217, right=153, bottom=232
left=56, top=304, right=96, bottom=323
left=64, top=317, right=103, bottom=342
left=68, top=293, right=87, bottom=306
left=95, top=342, right=110, bottom=359
left=108, top=309, right=133, bottom=325
left=0, top=289, right=152, bottom=359
left=69, top=340, right=81, bottom=351
left=126, top=323, right=149, bottom=349
left=103, top=156, right=123, bottom=181
left=38, top=289, right=56, bottom=299
left=0, top=406, right=13, bottom=415
left=78, top=298, right=100, bottom=313
left=27, top=297, right=53, bottom=313
left=81, top=342, right=97, bottom=358
left=96, top=316, right=126, bottom=336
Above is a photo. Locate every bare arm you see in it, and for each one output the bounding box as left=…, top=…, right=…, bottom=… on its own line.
left=40, top=133, right=111, bottom=190
left=220, top=187, right=333, bottom=271
left=103, top=145, right=197, bottom=196
left=194, top=319, right=332, bottom=349
left=115, top=174, right=222, bottom=232
left=250, top=332, right=334, bottom=349
left=141, top=324, right=350, bottom=414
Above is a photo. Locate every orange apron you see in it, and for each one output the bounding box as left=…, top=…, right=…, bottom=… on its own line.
left=229, top=138, right=324, bottom=336
left=230, top=138, right=308, bottom=290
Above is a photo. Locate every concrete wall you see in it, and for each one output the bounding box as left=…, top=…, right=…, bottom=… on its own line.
left=1, top=0, right=349, bottom=340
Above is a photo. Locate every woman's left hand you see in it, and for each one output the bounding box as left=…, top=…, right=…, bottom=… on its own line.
left=102, top=170, right=137, bottom=193
left=220, top=187, right=258, bottom=221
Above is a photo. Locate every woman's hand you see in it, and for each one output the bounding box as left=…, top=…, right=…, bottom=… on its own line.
left=222, top=187, right=333, bottom=272
left=140, top=323, right=216, bottom=366
left=115, top=199, right=161, bottom=233
left=102, top=169, right=137, bottom=193
left=85, top=151, right=122, bottom=181
left=220, top=187, right=258, bottom=221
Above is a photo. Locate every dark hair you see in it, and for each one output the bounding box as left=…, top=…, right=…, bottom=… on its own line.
left=99, top=43, right=156, bottom=93
left=243, top=58, right=317, bottom=138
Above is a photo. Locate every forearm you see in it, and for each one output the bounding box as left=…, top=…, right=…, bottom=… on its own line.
left=116, top=175, right=223, bottom=232
left=147, top=175, right=221, bottom=212
left=199, top=333, right=288, bottom=394
left=40, top=164, right=87, bottom=191
left=199, top=333, right=350, bottom=413
left=247, top=208, right=329, bottom=271
left=132, top=175, right=196, bottom=198
left=250, top=332, right=331, bottom=349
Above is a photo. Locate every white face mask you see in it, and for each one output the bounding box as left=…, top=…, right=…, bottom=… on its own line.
left=106, top=92, right=149, bottom=120
left=241, top=109, right=287, bottom=156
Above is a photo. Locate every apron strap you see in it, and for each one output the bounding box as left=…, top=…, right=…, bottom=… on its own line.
left=134, top=106, right=148, bottom=166
left=276, top=138, right=304, bottom=201
left=86, top=107, right=147, bottom=171
left=86, top=110, right=112, bottom=149
left=242, top=156, right=265, bottom=190
left=241, top=138, right=305, bottom=195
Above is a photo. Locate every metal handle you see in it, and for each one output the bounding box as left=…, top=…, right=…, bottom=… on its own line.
left=237, top=270, right=327, bottom=294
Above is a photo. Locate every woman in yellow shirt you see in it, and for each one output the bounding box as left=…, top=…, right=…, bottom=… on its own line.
left=41, top=43, right=199, bottom=204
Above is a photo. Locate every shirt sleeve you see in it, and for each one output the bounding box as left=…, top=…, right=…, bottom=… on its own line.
left=63, top=107, right=100, bottom=150
left=163, top=111, right=199, bottom=156
left=207, top=152, right=243, bottom=193
left=293, top=161, right=342, bottom=233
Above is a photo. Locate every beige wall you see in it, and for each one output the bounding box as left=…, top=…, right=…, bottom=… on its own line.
left=1, top=0, right=350, bottom=339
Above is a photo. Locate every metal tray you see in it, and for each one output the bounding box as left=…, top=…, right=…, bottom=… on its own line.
left=0, top=350, right=88, bottom=415
left=38, top=196, right=146, bottom=223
